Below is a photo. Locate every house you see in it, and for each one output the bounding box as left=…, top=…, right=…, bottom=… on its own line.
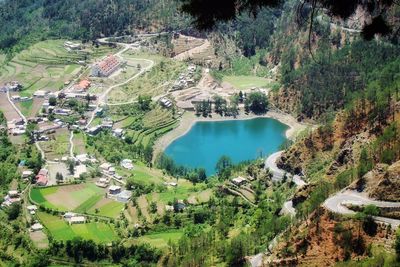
left=6, top=81, right=22, bottom=91
left=33, top=90, right=48, bottom=98
left=53, top=108, right=72, bottom=116
left=108, top=185, right=122, bottom=195
left=76, top=154, right=89, bottom=164
left=232, top=176, right=247, bottom=186
left=120, top=159, right=133, bottom=170
left=117, top=190, right=132, bottom=203
left=64, top=41, right=82, bottom=51
left=159, top=97, right=172, bottom=108
left=86, top=125, right=102, bottom=136
left=31, top=223, right=44, bottom=232
left=8, top=190, right=19, bottom=198
left=36, top=168, right=49, bottom=186
left=69, top=216, right=86, bottom=224
left=10, top=95, right=20, bottom=101
left=165, top=205, right=174, bottom=212
left=100, top=162, right=112, bottom=171
left=22, top=170, right=33, bottom=178
left=108, top=167, right=116, bottom=175
left=27, top=205, right=38, bottom=215
left=91, top=55, right=120, bottom=77
left=114, top=174, right=123, bottom=180
left=112, top=128, right=124, bottom=138
left=167, top=182, right=177, bottom=187
left=63, top=212, right=76, bottom=219
left=74, top=79, right=91, bottom=92
left=173, top=201, right=186, bottom=212
left=74, top=164, right=87, bottom=179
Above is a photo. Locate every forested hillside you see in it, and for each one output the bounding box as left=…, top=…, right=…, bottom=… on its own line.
left=0, top=0, right=188, bottom=54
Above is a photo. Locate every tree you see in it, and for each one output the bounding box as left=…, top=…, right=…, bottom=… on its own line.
left=138, top=95, right=152, bottom=111
left=358, top=148, right=373, bottom=178
left=245, top=91, right=268, bottom=114
left=7, top=202, right=21, bottom=220
left=67, top=158, right=75, bottom=175
left=56, top=172, right=63, bottom=183
left=215, top=155, right=233, bottom=178
left=180, top=0, right=396, bottom=41
left=49, top=96, right=57, bottom=106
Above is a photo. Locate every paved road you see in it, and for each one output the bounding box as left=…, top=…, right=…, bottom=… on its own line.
left=7, top=89, right=27, bottom=122
left=69, top=131, right=74, bottom=158
left=323, top=190, right=400, bottom=227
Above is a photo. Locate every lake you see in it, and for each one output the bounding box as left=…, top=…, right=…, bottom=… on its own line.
left=164, top=117, right=288, bottom=175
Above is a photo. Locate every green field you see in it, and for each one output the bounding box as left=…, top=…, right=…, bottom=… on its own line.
left=90, top=201, right=125, bottom=218
left=137, top=230, right=183, bottom=248
left=30, top=183, right=122, bottom=218
left=222, top=75, right=269, bottom=90
left=37, top=212, right=118, bottom=243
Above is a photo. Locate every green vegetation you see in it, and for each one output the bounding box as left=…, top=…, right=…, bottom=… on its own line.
left=222, top=75, right=269, bottom=89
left=37, top=212, right=118, bottom=243
left=137, top=230, right=183, bottom=248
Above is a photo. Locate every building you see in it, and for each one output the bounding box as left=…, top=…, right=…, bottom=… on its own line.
left=95, top=178, right=109, bottom=188
left=91, top=55, right=120, bottom=77
left=74, top=79, right=91, bottom=92
left=33, top=90, right=49, bottom=98
left=64, top=41, right=82, bottom=51
left=36, top=169, right=49, bottom=186
left=120, top=159, right=133, bottom=170
left=117, top=190, right=132, bottom=203
left=112, top=128, right=124, bottom=138
left=53, top=108, right=72, bottom=116
left=76, top=154, right=89, bottom=164
left=100, top=162, right=112, bottom=171
left=31, top=223, right=44, bottom=232
left=22, top=170, right=33, bottom=179
left=159, top=97, right=172, bottom=108
left=8, top=190, right=19, bottom=198
left=231, top=176, right=247, bottom=186
left=63, top=212, right=76, bottom=219
left=108, top=185, right=122, bottom=195
left=74, top=164, right=87, bottom=179
left=70, top=216, right=86, bottom=224
left=6, top=81, right=22, bottom=91
left=27, top=205, right=38, bottom=215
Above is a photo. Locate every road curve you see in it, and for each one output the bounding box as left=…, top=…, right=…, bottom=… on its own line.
left=323, top=190, right=400, bottom=227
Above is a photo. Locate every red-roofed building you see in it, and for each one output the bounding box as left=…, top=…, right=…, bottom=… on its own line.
left=36, top=169, right=49, bottom=186
left=91, top=55, right=120, bottom=77
left=74, top=79, right=91, bottom=91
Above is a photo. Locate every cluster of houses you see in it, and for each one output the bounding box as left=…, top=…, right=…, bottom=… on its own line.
left=107, top=185, right=132, bottom=203
left=7, top=118, right=26, bottom=136
left=171, top=65, right=196, bottom=91
left=91, top=55, right=121, bottom=77
left=0, top=81, right=22, bottom=92
left=1, top=190, right=21, bottom=207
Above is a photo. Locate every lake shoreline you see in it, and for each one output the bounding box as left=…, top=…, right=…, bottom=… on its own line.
left=152, top=109, right=307, bottom=160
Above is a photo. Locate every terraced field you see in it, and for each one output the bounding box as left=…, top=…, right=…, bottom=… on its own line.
left=108, top=53, right=185, bottom=103
left=37, top=212, right=118, bottom=243
left=124, top=106, right=178, bottom=148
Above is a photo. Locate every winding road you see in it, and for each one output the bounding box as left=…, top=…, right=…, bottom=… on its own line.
left=323, top=190, right=400, bottom=227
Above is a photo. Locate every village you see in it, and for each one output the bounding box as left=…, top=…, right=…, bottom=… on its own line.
left=0, top=33, right=273, bottom=250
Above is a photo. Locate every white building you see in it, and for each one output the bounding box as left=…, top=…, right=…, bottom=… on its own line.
left=120, top=159, right=133, bottom=170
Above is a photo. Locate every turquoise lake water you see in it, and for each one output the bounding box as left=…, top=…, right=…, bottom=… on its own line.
left=164, top=118, right=288, bottom=176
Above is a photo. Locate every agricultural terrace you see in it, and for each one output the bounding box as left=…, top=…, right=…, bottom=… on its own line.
left=108, top=51, right=187, bottom=103
left=135, top=230, right=183, bottom=249
left=37, top=212, right=118, bottom=243
left=30, top=183, right=124, bottom=218
left=222, top=75, right=270, bottom=90
left=72, top=131, right=87, bottom=155
left=39, top=128, right=70, bottom=160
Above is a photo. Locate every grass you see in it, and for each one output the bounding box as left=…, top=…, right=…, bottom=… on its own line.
left=17, top=99, right=33, bottom=116
left=37, top=212, right=118, bottom=243
left=74, top=194, right=103, bottom=213
left=30, top=187, right=60, bottom=210
left=72, top=131, right=86, bottom=155
left=137, top=230, right=183, bottom=248
left=91, top=201, right=125, bottom=218
left=222, top=75, right=269, bottom=90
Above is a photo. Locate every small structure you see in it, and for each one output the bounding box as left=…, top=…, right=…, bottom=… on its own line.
left=64, top=41, right=82, bottom=51
left=69, top=216, right=86, bottom=225
left=95, top=178, right=109, bottom=188
left=91, top=55, right=120, bottom=77
left=63, top=212, right=76, bottom=219
left=31, top=223, right=44, bottom=232
left=165, top=205, right=174, bottom=212
left=22, top=170, right=33, bottom=179
left=120, top=159, right=133, bottom=170
left=53, top=108, right=72, bottom=116
left=173, top=201, right=186, bottom=212
left=27, top=205, right=38, bottom=215
left=108, top=185, right=122, bottom=195
left=117, top=190, right=132, bottom=203
left=76, top=154, right=89, bottom=164
left=112, top=128, right=124, bottom=138
left=231, top=176, right=247, bottom=186
left=159, top=97, right=172, bottom=108
left=33, top=90, right=48, bottom=98
left=36, top=169, right=49, bottom=186
left=74, top=79, right=91, bottom=92
left=74, top=164, right=87, bottom=179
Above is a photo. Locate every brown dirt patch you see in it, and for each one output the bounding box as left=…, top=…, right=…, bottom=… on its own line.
left=30, top=231, right=49, bottom=249
left=45, top=184, right=87, bottom=210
